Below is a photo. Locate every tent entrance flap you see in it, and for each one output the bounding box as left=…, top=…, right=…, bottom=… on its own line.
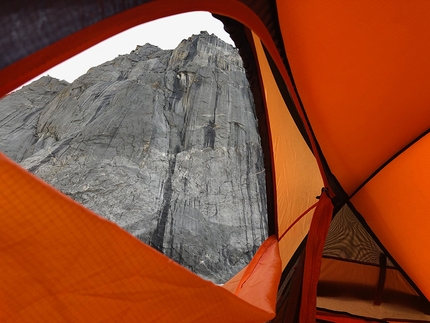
left=0, top=153, right=280, bottom=323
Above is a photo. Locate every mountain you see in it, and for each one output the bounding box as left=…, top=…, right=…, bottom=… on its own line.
left=0, top=31, right=267, bottom=283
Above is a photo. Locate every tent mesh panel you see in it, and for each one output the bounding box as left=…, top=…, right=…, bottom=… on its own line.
left=323, top=204, right=393, bottom=267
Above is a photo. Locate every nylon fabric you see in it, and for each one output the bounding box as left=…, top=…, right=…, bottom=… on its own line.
left=318, top=258, right=419, bottom=299
left=277, top=212, right=314, bottom=271
left=0, top=153, right=279, bottom=322
left=223, top=235, right=282, bottom=315
left=316, top=310, right=383, bottom=323
left=251, top=31, right=323, bottom=269
left=277, top=0, right=430, bottom=195
left=351, top=133, right=430, bottom=300
left=299, top=192, right=334, bottom=323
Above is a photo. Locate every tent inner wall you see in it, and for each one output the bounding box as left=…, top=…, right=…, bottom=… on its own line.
left=351, top=132, right=430, bottom=300
left=276, top=0, right=430, bottom=309
left=317, top=204, right=430, bottom=320
left=251, top=31, right=323, bottom=269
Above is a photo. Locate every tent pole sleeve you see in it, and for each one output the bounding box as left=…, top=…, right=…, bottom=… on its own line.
left=299, top=190, right=333, bottom=323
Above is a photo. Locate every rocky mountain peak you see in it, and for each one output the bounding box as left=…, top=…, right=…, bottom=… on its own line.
left=170, top=31, right=241, bottom=72
left=0, top=32, right=267, bottom=283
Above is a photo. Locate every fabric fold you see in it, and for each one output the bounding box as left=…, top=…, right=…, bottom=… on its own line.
left=0, top=153, right=281, bottom=323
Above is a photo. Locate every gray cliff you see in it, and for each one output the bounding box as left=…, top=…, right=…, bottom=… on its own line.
left=0, top=31, right=267, bottom=283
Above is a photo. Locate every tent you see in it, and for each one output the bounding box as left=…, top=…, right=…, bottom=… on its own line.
left=1, top=1, right=430, bottom=322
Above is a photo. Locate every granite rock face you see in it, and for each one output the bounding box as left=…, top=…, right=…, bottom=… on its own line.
left=0, top=31, right=267, bottom=283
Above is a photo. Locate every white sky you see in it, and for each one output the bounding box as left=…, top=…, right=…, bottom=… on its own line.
left=32, top=11, right=234, bottom=84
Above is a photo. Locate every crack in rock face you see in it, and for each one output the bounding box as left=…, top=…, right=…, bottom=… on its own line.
left=0, top=31, right=268, bottom=283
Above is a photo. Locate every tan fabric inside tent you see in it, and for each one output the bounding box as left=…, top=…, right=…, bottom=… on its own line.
left=251, top=31, right=323, bottom=269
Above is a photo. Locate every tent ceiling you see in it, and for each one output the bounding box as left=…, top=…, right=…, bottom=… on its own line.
left=278, top=0, right=430, bottom=195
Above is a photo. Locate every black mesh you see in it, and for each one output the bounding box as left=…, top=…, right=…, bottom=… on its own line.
left=323, top=204, right=393, bottom=267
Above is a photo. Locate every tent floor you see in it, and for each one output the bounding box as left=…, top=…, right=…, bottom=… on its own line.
left=317, top=294, right=430, bottom=321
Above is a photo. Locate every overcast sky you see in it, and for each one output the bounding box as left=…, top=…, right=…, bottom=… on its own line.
left=32, top=11, right=233, bottom=84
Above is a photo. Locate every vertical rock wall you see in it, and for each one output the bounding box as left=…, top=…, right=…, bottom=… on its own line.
left=0, top=32, right=267, bottom=283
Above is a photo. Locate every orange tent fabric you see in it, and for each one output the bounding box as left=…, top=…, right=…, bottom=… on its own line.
left=2, top=0, right=430, bottom=321
left=0, top=153, right=281, bottom=322
left=250, top=31, right=324, bottom=270
left=277, top=0, right=430, bottom=313
left=316, top=310, right=384, bottom=323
